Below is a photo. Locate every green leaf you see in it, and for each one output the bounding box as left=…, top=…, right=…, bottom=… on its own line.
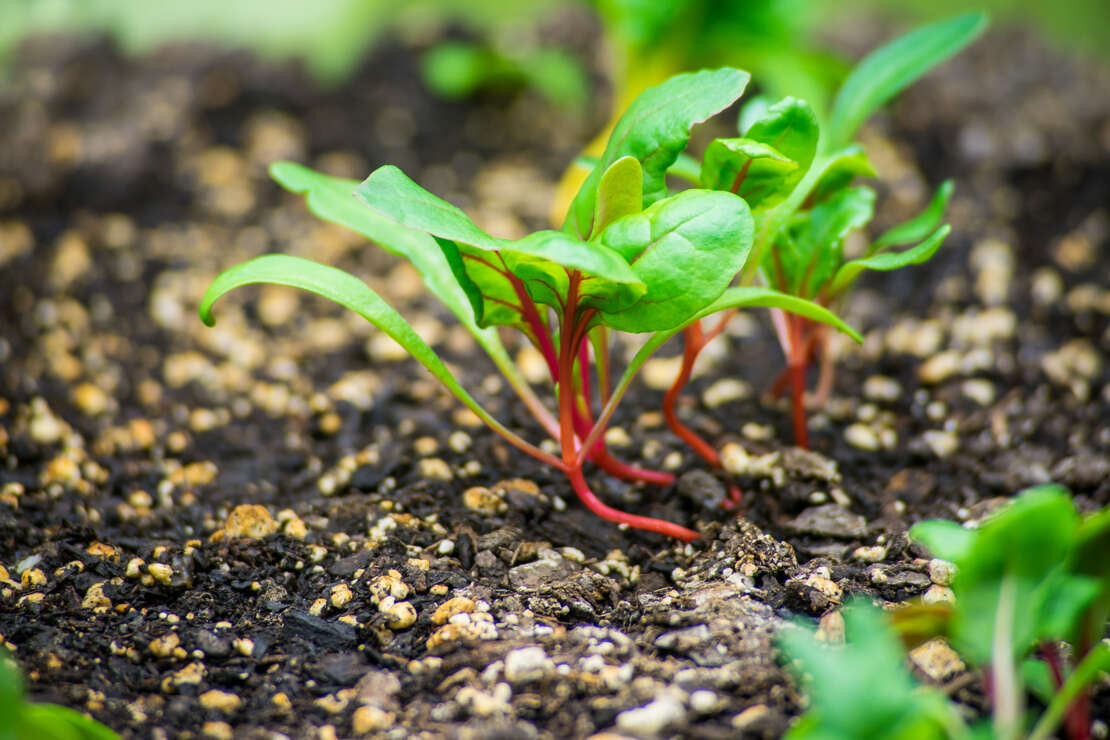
left=665, top=152, right=702, bottom=185
left=769, top=186, right=875, bottom=298
left=1075, top=506, right=1110, bottom=580
left=21, top=703, right=120, bottom=740
left=598, top=189, right=754, bottom=332
left=778, top=602, right=955, bottom=740
left=873, top=180, right=954, bottom=250
left=0, top=655, right=22, bottom=740
left=743, top=97, right=819, bottom=176
left=1030, top=644, right=1110, bottom=740
left=695, top=286, right=863, bottom=343
left=808, top=145, right=877, bottom=205
left=565, top=67, right=750, bottom=239
left=828, top=224, right=950, bottom=297
left=699, top=138, right=798, bottom=211
left=910, top=519, right=974, bottom=563
left=593, top=156, right=643, bottom=234
left=355, top=164, right=645, bottom=319
left=198, top=254, right=512, bottom=441
left=826, top=12, right=989, bottom=148
left=737, top=95, right=772, bottom=135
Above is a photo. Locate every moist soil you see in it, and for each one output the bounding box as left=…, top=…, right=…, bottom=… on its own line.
left=1, top=21, right=1108, bottom=740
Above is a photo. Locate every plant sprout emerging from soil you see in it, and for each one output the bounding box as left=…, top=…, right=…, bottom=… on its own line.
left=666, top=12, right=986, bottom=450
left=781, top=487, right=1110, bottom=740
left=200, top=68, right=860, bottom=541
left=1, top=650, right=120, bottom=739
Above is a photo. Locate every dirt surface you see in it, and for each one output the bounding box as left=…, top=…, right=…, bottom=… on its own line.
left=1, top=22, right=1108, bottom=740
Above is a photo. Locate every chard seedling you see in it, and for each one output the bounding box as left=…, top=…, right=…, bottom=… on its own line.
left=1, top=650, right=120, bottom=740
left=200, top=69, right=860, bottom=541
left=911, top=485, right=1110, bottom=740
left=669, top=12, right=985, bottom=450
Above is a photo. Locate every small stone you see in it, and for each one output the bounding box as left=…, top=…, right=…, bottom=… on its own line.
left=918, top=350, right=962, bottom=385
left=125, top=558, right=144, bottom=579
left=862, top=375, right=901, bottom=402
left=616, top=694, right=685, bottom=737
left=82, top=582, right=112, bottom=610
left=202, top=721, right=233, bottom=740
left=922, top=584, right=956, bottom=606
left=418, top=458, right=453, bottom=481
left=852, top=545, right=887, bottom=562
left=462, top=486, right=506, bottom=515
left=921, top=430, right=959, bottom=459
left=413, top=436, right=439, bottom=456
left=149, top=632, right=180, bottom=658
left=71, top=382, right=110, bottom=416
left=962, top=379, right=996, bottom=406
left=330, top=584, right=354, bottom=609
left=787, top=504, right=867, bottom=539
left=379, top=598, right=417, bottom=630
left=504, top=646, right=551, bottom=684
left=214, top=504, right=278, bottom=541
left=432, top=597, right=476, bottom=625
left=352, top=705, right=395, bottom=734
left=148, top=563, right=173, bottom=586
left=368, top=571, right=409, bottom=603
left=199, top=689, right=242, bottom=714
left=731, top=704, right=770, bottom=730
left=909, top=638, right=965, bottom=682
left=702, top=378, right=751, bottom=408
left=641, top=356, right=684, bottom=391
left=1031, top=267, right=1064, bottom=306
left=604, top=427, right=632, bottom=448
left=928, top=559, right=957, bottom=586
left=689, top=689, right=718, bottom=714
left=844, top=424, right=880, bottom=451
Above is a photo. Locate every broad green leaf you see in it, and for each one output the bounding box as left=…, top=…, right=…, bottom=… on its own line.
left=356, top=165, right=645, bottom=318
left=909, top=519, right=974, bottom=564
left=564, top=67, right=750, bottom=239
left=826, top=12, right=988, bottom=148
left=598, top=189, right=753, bottom=332
left=1075, top=506, right=1110, bottom=580
left=593, top=156, right=643, bottom=234
left=21, top=703, right=120, bottom=740
left=872, top=180, right=954, bottom=250
left=807, top=145, right=877, bottom=205
left=695, top=286, right=863, bottom=343
left=699, top=138, right=798, bottom=211
left=198, top=254, right=516, bottom=444
left=769, top=186, right=875, bottom=298
left=737, top=95, right=772, bottom=135
left=828, top=224, right=950, bottom=297
left=779, top=602, right=954, bottom=740
left=743, top=97, right=819, bottom=176
left=0, top=656, right=21, bottom=740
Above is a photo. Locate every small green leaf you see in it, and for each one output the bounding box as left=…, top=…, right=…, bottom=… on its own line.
left=829, top=224, right=950, bottom=297
left=593, top=156, right=643, bottom=234
left=910, top=519, right=975, bottom=563
left=873, top=180, right=954, bottom=250
left=808, top=145, right=878, bottom=205
left=21, top=703, right=120, bottom=740
left=199, top=255, right=509, bottom=439
left=743, top=97, right=819, bottom=176
left=826, top=12, right=989, bottom=148
left=565, top=67, right=750, bottom=238
left=699, top=138, right=798, bottom=211
left=695, top=286, right=863, bottom=343
left=737, top=95, right=772, bottom=135
left=598, top=189, right=754, bottom=332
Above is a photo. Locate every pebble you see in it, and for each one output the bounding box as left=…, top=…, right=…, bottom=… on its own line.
left=378, top=597, right=417, bottom=630
left=788, top=504, right=867, bottom=539
left=455, top=682, right=511, bottom=717
left=462, top=486, right=506, bottom=515
left=149, top=632, right=180, bottom=658
left=432, top=597, right=476, bottom=625
left=928, top=559, right=957, bottom=586
left=862, top=375, right=901, bottom=402
left=82, top=582, right=111, bottom=610
left=719, top=443, right=783, bottom=485
left=418, top=458, right=453, bottom=481
left=604, top=427, right=632, bottom=448
left=921, top=430, right=959, bottom=458
left=688, top=689, right=718, bottom=714
left=731, top=704, right=771, bottom=730
left=368, top=571, right=409, bottom=603
left=147, top=563, right=173, bottom=586
left=702, top=378, right=751, bottom=408
left=844, top=423, right=880, bottom=451
left=909, top=638, right=965, bottom=682
left=199, top=689, right=242, bottom=713
left=885, top=318, right=945, bottom=357
left=615, top=694, right=685, bottom=737
left=213, top=504, right=278, bottom=541
left=962, top=379, right=996, bottom=406
left=640, top=356, right=684, bottom=391
left=1031, top=267, right=1064, bottom=306
left=852, top=545, right=887, bottom=562
left=202, top=721, right=233, bottom=740
left=969, top=238, right=1014, bottom=305
left=918, top=350, right=962, bottom=384
left=503, top=646, right=551, bottom=684
left=330, top=584, right=354, bottom=609
left=922, top=584, right=956, bottom=606
left=352, top=705, right=394, bottom=734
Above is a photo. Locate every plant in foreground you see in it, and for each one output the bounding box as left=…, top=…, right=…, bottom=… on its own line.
left=780, top=487, right=1110, bottom=740
left=664, top=12, right=985, bottom=450
left=201, top=68, right=861, bottom=540
left=911, top=485, right=1110, bottom=740
left=0, top=651, right=119, bottom=740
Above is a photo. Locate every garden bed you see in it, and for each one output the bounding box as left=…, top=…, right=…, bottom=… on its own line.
left=0, top=22, right=1108, bottom=739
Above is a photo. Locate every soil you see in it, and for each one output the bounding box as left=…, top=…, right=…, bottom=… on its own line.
left=1, top=19, right=1108, bottom=740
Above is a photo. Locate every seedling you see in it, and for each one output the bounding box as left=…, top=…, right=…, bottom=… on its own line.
left=0, top=651, right=120, bottom=740
left=911, top=485, right=1110, bottom=740
left=668, top=12, right=985, bottom=450
left=201, top=68, right=860, bottom=541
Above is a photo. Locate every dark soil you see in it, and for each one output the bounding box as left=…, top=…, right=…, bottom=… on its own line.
left=1, top=21, right=1108, bottom=740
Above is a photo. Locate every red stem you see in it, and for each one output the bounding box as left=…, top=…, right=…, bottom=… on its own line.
left=788, top=314, right=810, bottom=449
left=664, top=321, right=720, bottom=466
left=566, top=467, right=698, bottom=542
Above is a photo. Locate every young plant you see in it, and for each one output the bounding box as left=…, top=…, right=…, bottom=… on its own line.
left=0, top=651, right=120, bottom=740
left=669, top=12, right=986, bottom=450
left=778, top=600, right=966, bottom=740
left=200, top=68, right=860, bottom=541
left=911, top=485, right=1110, bottom=740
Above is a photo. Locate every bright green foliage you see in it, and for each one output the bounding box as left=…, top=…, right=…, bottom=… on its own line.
left=911, top=486, right=1110, bottom=740
left=421, top=42, right=588, bottom=109
left=564, top=68, right=751, bottom=239
left=202, top=69, right=860, bottom=540
left=778, top=602, right=958, bottom=740
left=0, top=654, right=119, bottom=740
